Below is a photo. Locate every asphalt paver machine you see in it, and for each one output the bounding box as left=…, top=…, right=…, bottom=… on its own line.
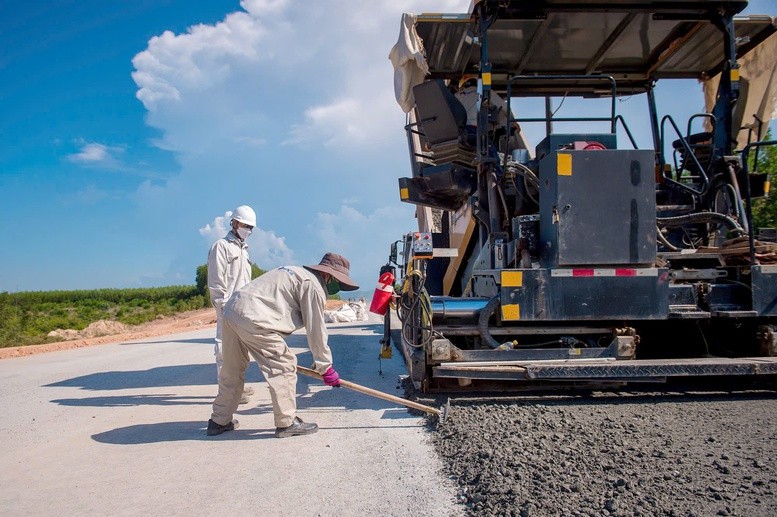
left=384, top=0, right=777, bottom=391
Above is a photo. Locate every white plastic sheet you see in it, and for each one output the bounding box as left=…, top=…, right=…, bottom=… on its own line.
left=388, top=13, right=429, bottom=113
left=324, top=301, right=370, bottom=323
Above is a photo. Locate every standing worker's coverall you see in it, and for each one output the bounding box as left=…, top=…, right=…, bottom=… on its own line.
left=210, top=266, right=333, bottom=428
left=207, top=231, right=251, bottom=379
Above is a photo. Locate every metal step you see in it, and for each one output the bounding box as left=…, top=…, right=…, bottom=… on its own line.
left=668, top=309, right=711, bottom=319
left=710, top=310, right=758, bottom=318
left=433, top=357, right=777, bottom=381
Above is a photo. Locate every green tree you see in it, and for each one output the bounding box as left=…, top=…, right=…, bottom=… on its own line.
left=196, top=264, right=208, bottom=295
left=251, top=263, right=265, bottom=279
left=196, top=262, right=265, bottom=304
left=749, top=129, right=777, bottom=229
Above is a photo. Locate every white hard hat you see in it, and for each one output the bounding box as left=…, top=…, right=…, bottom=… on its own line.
left=231, top=205, right=256, bottom=227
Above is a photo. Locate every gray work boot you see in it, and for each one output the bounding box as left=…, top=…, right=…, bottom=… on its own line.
left=242, top=386, right=255, bottom=396
left=275, top=417, right=318, bottom=438
left=207, top=418, right=239, bottom=436
left=239, top=393, right=250, bottom=405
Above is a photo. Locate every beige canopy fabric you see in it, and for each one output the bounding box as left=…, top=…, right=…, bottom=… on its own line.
left=704, top=33, right=777, bottom=148
left=389, top=13, right=429, bottom=113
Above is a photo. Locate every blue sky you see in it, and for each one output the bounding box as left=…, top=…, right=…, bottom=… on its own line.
left=1, top=0, right=774, bottom=292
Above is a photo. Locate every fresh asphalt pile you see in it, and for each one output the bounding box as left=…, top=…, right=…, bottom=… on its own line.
left=412, top=386, right=777, bottom=516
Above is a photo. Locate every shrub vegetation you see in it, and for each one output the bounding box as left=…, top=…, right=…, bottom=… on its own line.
left=0, top=285, right=208, bottom=348
left=0, top=263, right=270, bottom=349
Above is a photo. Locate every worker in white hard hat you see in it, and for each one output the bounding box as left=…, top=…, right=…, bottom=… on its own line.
left=207, top=205, right=257, bottom=404
left=206, top=252, right=359, bottom=438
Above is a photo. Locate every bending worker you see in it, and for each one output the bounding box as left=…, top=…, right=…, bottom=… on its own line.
left=207, top=205, right=257, bottom=404
left=207, top=252, right=359, bottom=438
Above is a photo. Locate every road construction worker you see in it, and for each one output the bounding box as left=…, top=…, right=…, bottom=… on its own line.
left=207, top=205, right=256, bottom=404
left=454, top=75, right=530, bottom=160
left=206, top=252, right=358, bottom=438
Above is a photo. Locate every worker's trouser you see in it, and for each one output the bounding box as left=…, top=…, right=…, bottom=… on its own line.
left=213, top=309, right=224, bottom=380
left=210, top=317, right=298, bottom=428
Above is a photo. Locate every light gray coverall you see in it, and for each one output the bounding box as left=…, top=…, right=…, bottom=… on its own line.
left=455, top=85, right=509, bottom=127
left=207, top=231, right=251, bottom=379
left=210, top=266, right=333, bottom=428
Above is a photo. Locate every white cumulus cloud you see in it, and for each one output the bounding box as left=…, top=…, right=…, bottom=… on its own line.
left=308, top=203, right=416, bottom=287
left=199, top=211, right=295, bottom=270
left=131, top=0, right=469, bottom=286
left=66, top=141, right=126, bottom=169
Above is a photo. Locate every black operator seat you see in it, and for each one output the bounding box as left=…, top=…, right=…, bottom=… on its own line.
left=672, top=130, right=714, bottom=178
left=412, top=79, right=476, bottom=166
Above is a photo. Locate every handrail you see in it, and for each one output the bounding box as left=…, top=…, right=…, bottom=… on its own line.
left=404, top=119, right=429, bottom=178
left=614, top=115, right=638, bottom=150
left=505, top=74, right=618, bottom=136
left=687, top=113, right=715, bottom=139
left=659, top=114, right=710, bottom=196
left=741, top=139, right=777, bottom=265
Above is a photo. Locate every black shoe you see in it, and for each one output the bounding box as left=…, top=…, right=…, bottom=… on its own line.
left=207, top=418, right=238, bottom=436
left=275, top=417, right=318, bottom=438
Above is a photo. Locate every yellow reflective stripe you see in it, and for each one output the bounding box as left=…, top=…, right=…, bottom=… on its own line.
left=731, top=69, right=740, bottom=81
left=501, top=271, right=523, bottom=287
left=482, top=72, right=492, bottom=86
left=400, top=187, right=409, bottom=200
left=502, top=304, right=520, bottom=321
left=558, top=153, right=572, bottom=176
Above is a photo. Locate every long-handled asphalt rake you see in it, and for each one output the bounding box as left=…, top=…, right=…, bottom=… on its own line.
left=296, top=365, right=450, bottom=424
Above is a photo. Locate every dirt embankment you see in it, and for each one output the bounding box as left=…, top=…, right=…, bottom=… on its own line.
left=0, top=308, right=218, bottom=360
left=0, top=300, right=351, bottom=360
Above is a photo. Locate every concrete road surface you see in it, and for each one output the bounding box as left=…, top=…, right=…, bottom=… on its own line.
left=0, top=317, right=459, bottom=516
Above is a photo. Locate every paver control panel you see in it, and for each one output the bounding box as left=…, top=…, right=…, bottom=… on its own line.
left=412, top=232, right=433, bottom=259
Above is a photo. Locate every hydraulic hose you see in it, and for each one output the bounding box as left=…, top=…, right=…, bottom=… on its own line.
left=725, top=162, right=749, bottom=233
left=656, top=212, right=744, bottom=236
left=477, top=295, right=503, bottom=349
left=656, top=225, right=680, bottom=252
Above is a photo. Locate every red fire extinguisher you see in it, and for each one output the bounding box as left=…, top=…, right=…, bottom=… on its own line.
left=369, top=271, right=395, bottom=316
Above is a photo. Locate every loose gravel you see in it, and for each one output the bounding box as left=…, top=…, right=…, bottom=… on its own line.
left=415, top=388, right=776, bottom=516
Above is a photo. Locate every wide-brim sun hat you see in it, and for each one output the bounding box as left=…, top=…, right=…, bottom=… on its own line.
left=304, top=252, right=359, bottom=291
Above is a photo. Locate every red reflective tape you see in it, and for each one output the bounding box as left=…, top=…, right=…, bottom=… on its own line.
left=551, top=268, right=658, bottom=277
left=573, top=269, right=595, bottom=277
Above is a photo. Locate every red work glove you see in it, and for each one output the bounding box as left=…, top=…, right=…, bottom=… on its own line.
left=322, top=366, right=340, bottom=387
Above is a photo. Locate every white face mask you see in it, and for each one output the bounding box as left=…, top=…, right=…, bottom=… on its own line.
left=236, top=227, right=252, bottom=240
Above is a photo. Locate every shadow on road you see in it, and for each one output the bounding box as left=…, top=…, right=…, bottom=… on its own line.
left=122, top=337, right=215, bottom=345
left=91, top=421, right=277, bottom=443
left=52, top=394, right=215, bottom=407
left=44, top=363, right=264, bottom=390
left=91, top=417, right=420, bottom=444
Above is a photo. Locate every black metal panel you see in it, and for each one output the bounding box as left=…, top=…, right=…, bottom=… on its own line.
left=501, top=268, right=669, bottom=320
left=539, top=149, right=657, bottom=267
left=708, top=283, right=751, bottom=312
left=752, top=265, right=777, bottom=316
left=412, top=80, right=467, bottom=145
left=549, top=273, right=668, bottom=319
left=399, top=163, right=476, bottom=211
left=668, top=283, right=698, bottom=307
left=500, top=269, right=549, bottom=320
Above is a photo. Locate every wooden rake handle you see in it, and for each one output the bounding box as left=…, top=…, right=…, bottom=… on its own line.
left=296, top=365, right=442, bottom=418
